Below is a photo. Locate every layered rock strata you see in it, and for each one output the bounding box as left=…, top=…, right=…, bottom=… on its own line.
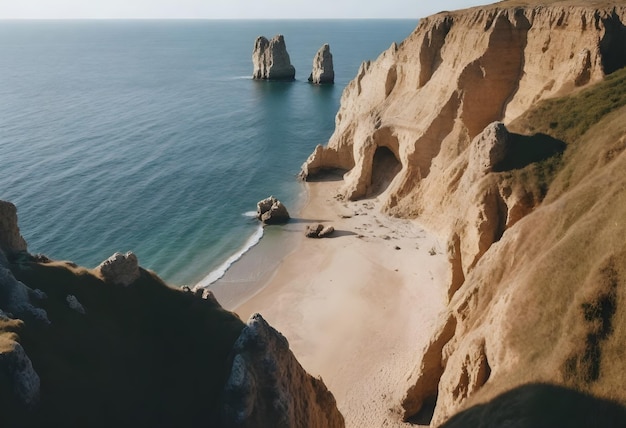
left=301, top=2, right=626, bottom=311
left=301, top=2, right=626, bottom=426
left=252, top=35, right=296, bottom=80
left=309, top=43, right=335, bottom=84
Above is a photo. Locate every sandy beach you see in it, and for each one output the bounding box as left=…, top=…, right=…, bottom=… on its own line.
left=218, top=178, right=450, bottom=427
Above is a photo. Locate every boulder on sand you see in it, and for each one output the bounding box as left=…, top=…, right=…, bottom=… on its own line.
left=305, top=223, right=335, bottom=238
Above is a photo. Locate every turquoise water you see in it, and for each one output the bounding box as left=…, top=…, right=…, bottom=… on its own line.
left=0, top=20, right=417, bottom=285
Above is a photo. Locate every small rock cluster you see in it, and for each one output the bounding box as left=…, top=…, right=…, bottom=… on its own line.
left=252, top=35, right=334, bottom=84
left=305, top=223, right=335, bottom=238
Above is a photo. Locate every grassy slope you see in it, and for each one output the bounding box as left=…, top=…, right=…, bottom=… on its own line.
left=451, top=69, right=626, bottom=418
left=3, top=257, right=244, bottom=427
left=505, top=66, right=626, bottom=197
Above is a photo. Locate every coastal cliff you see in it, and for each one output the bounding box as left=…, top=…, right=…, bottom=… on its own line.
left=0, top=201, right=342, bottom=427
left=5, top=2, right=626, bottom=427
left=303, top=1, right=626, bottom=426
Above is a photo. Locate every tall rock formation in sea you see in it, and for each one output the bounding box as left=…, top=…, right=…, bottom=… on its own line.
left=302, top=2, right=626, bottom=425
left=309, top=43, right=335, bottom=84
left=252, top=35, right=296, bottom=80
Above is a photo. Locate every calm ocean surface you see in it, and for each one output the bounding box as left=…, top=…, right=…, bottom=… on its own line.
left=0, top=20, right=417, bottom=286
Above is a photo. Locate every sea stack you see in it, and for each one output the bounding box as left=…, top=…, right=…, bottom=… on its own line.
left=256, top=196, right=290, bottom=224
left=252, top=35, right=296, bottom=80
left=308, top=43, right=334, bottom=84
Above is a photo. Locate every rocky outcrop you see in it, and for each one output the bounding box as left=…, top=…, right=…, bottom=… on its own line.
left=309, top=44, right=335, bottom=84
left=0, top=201, right=47, bottom=411
left=0, top=261, right=49, bottom=324
left=95, top=251, right=140, bottom=286
left=0, top=201, right=27, bottom=256
left=221, top=313, right=344, bottom=428
left=0, top=338, right=40, bottom=407
left=256, top=196, right=290, bottom=224
left=252, top=35, right=296, bottom=81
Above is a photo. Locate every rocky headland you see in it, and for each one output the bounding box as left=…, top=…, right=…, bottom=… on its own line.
left=0, top=200, right=342, bottom=427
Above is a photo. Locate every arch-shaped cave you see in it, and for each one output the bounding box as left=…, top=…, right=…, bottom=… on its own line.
left=369, top=146, right=402, bottom=197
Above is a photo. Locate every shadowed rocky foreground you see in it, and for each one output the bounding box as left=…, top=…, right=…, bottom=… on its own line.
left=0, top=201, right=343, bottom=427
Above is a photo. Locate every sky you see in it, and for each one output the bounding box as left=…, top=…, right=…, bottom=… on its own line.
left=0, top=0, right=492, bottom=19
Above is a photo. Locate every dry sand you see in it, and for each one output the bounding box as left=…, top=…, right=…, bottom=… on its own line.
left=234, top=178, right=450, bottom=427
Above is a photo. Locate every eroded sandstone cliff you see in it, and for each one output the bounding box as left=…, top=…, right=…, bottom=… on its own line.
left=302, top=1, right=626, bottom=426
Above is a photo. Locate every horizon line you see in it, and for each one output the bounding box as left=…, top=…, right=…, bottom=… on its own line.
left=0, top=17, right=420, bottom=21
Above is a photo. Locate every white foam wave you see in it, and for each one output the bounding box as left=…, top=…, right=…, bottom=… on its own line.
left=193, top=226, right=264, bottom=290
left=242, top=211, right=258, bottom=218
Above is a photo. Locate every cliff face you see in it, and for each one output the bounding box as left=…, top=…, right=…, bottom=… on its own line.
left=302, top=3, right=626, bottom=213
left=303, top=2, right=626, bottom=426
left=0, top=202, right=342, bottom=427
left=303, top=2, right=626, bottom=306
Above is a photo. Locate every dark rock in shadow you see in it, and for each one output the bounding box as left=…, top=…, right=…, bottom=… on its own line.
left=492, top=133, right=566, bottom=172
left=302, top=168, right=346, bottom=182
left=440, top=383, right=626, bottom=428
left=406, top=395, right=437, bottom=426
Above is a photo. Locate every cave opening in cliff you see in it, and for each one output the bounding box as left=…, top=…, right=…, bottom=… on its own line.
left=369, top=146, right=401, bottom=197
left=599, top=15, right=626, bottom=75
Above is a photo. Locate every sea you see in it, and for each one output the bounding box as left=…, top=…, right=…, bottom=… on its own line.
left=0, top=20, right=417, bottom=287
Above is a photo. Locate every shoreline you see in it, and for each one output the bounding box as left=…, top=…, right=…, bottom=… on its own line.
left=229, top=177, right=451, bottom=427
left=206, top=181, right=310, bottom=309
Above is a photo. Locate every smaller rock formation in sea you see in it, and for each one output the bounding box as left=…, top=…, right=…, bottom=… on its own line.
left=256, top=196, right=290, bottom=224
left=308, top=43, right=334, bottom=84
left=252, top=35, right=296, bottom=81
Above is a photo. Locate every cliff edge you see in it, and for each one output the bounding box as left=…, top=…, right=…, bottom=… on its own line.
left=0, top=201, right=342, bottom=427
left=302, top=1, right=626, bottom=426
